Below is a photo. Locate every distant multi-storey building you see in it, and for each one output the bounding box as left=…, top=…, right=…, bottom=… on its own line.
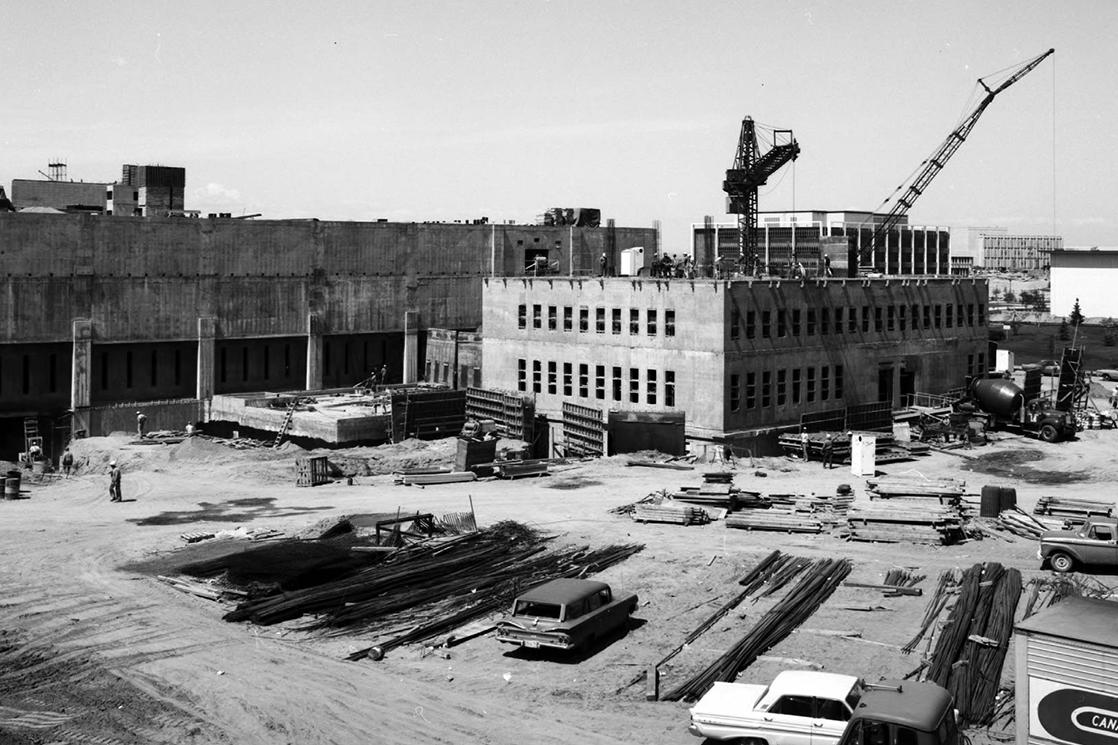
left=693, top=211, right=950, bottom=277
left=9, top=164, right=188, bottom=217
left=950, top=226, right=1061, bottom=273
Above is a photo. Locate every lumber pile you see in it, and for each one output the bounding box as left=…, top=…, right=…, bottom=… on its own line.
left=632, top=498, right=711, bottom=526
left=865, top=476, right=967, bottom=499
left=660, top=557, right=853, bottom=702
left=994, top=508, right=1052, bottom=539
left=845, top=504, right=964, bottom=545
left=921, top=563, right=1022, bottom=726
left=1033, top=496, right=1114, bottom=522
left=725, top=508, right=824, bottom=533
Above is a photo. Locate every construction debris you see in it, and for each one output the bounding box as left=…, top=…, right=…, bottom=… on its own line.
left=865, top=476, right=967, bottom=499
left=631, top=494, right=712, bottom=525
left=845, top=503, right=965, bottom=545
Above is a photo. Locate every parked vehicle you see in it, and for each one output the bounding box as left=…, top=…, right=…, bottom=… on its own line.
left=688, top=670, right=864, bottom=744
left=964, top=378, right=1076, bottom=442
left=1094, top=368, right=1118, bottom=381
left=495, top=579, right=637, bottom=652
left=837, top=680, right=960, bottom=745
left=1021, top=359, right=1060, bottom=376
left=1039, top=517, right=1118, bottom=573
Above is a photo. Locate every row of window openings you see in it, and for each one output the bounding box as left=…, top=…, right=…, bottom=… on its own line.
left=729, top=365, right=845, bottom=411
left=730, top=303, right=986, bottom=341
left=0, top=354, right=62, bottom=396
left=517, top=360, right=676, bottom=407
left=518, top=305, right=676, bottom=337
left=425, top=360, right=482, bottom=388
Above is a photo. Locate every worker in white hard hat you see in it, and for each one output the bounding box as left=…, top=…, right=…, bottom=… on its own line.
left=108, top=460, right=122, bottom=502
left=136, top=411, right=147, bottom=439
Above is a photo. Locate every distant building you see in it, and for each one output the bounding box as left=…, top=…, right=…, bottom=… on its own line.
left=482, top=276, right=988, bottom=444
left=10, top=178, right=111, bottom=213
left=693, top=211, right=950, bottom=276
left=950, top=226, right=1061, bottom=272
left=110, top=165, right=187, bottom=217
left=1050, top=248, right=1118, bottom=318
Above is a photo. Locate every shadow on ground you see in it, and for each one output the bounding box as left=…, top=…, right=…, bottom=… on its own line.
left=129, top=497, right=333, bottom=526
left=959, top=449, right=1090, bottom=485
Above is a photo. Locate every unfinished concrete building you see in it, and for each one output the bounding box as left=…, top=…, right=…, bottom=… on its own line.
left=0, top=212, right=656, bottom=455
left=481, top=276, right=988, bottom=445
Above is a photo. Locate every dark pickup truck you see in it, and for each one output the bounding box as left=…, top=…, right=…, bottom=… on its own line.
left=1039, top=516, right=1118, bottom=573
left=495, top=579, right=637, bottom=652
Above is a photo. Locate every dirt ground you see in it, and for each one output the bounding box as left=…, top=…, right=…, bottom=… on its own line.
left=2, top=426, right=1117, bottom=745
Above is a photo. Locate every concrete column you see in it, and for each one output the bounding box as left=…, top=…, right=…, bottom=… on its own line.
left=403, top=310, right=419, bottom=384
left=306, top=314, right=323, bottom=391
left=197, top=317, right=216, bottom=399
left=71, top=318, right=92, bottom=410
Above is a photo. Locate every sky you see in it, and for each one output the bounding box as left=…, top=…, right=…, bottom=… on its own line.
left=2, top=1, right=1115, bottom=251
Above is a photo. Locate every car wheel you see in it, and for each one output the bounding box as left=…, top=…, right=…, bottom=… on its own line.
left=1039, top=424, right=1059, bottom=443
left=1050, top=552, right=1075, bottom=573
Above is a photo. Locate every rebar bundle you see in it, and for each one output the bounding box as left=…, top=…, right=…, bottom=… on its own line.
left=660, top=557, right=852, bottom=702
left=923, top=562, right=1022, bottom=726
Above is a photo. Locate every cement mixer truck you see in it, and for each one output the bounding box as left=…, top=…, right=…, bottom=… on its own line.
left=961, top=378, right=1076, bottom=443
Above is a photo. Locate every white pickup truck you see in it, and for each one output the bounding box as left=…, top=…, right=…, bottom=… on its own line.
left=688, top=670, right=864, bottom=744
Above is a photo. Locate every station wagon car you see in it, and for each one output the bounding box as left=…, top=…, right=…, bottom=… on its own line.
left=495, top=578, right=637, bottom=652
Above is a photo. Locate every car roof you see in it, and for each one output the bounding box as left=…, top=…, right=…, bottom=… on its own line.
left=1016, top=596, right=1118, bottom=648
left=853, top=681, right=952, bottom=729
left=767, top=671, right=861, bottom=700
left=516, top=578, right=610, bottom=606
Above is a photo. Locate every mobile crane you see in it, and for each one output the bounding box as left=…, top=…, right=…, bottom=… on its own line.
left=856, top=48, right=1055, bottom=275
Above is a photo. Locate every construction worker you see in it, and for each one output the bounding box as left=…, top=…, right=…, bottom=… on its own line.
left=821, top=434, right=835, bottom=469
left=599, top=252, right=607, bottom=277
left=108, top=461, right=122, bottom=502
left=380, top=364, right=389, bottom=388
left=800, top=431, right=810, bottom=462
left=136, top=411, right=147, bottom=439
left=61, top=448, right=74, bottom=477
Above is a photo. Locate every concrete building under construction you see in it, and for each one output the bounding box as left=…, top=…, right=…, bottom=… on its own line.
left=0, top=212, right=656, bottom=455
left=481, top=275, right=988, bottom=444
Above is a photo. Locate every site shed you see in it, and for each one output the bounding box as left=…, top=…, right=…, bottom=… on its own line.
left=1014, top=596, right=1118, bottom=745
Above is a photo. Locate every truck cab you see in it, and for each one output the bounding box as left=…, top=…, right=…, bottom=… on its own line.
left=836, top=681, right=959, bottom=745
left=1039, top=517, right=1118, bottom=573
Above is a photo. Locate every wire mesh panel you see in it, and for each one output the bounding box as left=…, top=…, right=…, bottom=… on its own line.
left=562, top=401, right=604, bottom=456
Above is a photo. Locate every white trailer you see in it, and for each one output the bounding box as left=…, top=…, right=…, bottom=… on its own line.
left=1014, top=596, right=1118, bottom=745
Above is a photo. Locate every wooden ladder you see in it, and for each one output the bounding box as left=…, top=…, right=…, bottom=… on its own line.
left=273, top=403, right=296, bottom=448
left=23, top=417, right=42, bottom=452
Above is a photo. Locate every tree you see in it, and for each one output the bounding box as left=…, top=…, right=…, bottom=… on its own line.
left=1058, top=319, right=1070, bottom=340
left=1105, top=318, right=1117, bottom=347
left=1004, top=290, right=1017, bottom=303
left=1069, top=298, right=1085, bottom=327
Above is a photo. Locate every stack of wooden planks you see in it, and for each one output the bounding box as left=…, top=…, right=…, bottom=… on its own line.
left=726, top=507, right=825, bottom=533
left=865, top=476, right=967, bottom=500
left=994, top=508, right=1056, bottom=539
left=845, top=503, right=964, bottom=544
left=1033, top=496, right=1114, bottom=522
left=632, top=499, right=712, bottom=526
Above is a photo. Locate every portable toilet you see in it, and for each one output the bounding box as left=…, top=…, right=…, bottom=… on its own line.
left=620, top=247, right=645, bottom=276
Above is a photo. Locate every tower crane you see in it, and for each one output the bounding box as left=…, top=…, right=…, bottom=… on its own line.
left=858, top=48, right=1055, bottom=275
left=723, top=117, right=800, bottom=274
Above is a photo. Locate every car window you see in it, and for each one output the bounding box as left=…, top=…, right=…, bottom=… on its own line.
left=770, top=695, right=813, bottom=717
left=895, top=726, right=919, bottom=745
left=598, top=588, right=611, bottom=605
left=1090, top=525, right=1114, bottom=541
left=816, top=697, right=851, bottom=721
left=586, top=592, right=603, bottom=611
left=565, top=598, right=588, bottom=620
left=514, top=601, right=561, bottom=619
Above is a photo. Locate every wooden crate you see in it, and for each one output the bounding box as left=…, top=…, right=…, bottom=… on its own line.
left=295, top=456, right=329, bottom=487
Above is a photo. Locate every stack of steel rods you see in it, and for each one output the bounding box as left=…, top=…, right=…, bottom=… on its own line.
left=661, top=557, right=853, bottom=702
left=901, top=569, right=960, bottom=654
left=923, top=562, right=1022, bottom=726
left=618, top=550, right=802, bottom=693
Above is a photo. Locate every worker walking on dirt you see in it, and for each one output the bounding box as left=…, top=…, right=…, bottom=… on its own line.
left=136, top=411, right=147, bottom=439
left=821, top=434, right=835, bottom=469
left=380, top=364, right=389, bottom=388
left=61, top=448, right=74, bottom=478
left=108, top=461, right=122, bottom=502
left=799, top=431, right=810, bottom=461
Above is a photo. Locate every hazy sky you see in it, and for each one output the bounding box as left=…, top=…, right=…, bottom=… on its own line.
left=3, top=1, right=1114, bottom=250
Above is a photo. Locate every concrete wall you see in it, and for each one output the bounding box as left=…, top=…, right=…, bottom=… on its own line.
left=425, top=328, right=483, bottom=389
left=10, top=180, right=109, bottom=211
left=85, top=398, right=204, bottom=437
left=482, top=276, right=988, bottom=439
left=0, top=342, right=72, bottom=414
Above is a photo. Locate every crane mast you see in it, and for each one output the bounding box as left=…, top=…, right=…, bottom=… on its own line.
left=859, top=48, right=1054, bottom=274
left=723, top=117, right=800, bottom=274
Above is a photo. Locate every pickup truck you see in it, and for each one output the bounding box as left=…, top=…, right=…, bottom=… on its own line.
left=1039, top=516, right=1118, bottom=573
left=495, top=578, right=637, bottom=652
left=838, top=680, right=959, bottom=745
left=688, top=670, right=864, bottom=744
